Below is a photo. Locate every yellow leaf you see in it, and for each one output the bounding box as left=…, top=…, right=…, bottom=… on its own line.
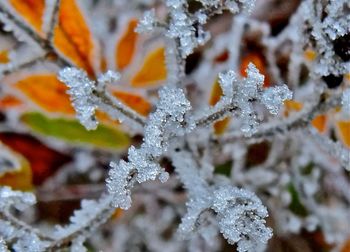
left=0, top=142, right=32, bottom=191
left=131, top=47, right=167, bottom=87
left=14, top=74, right=74, bottom=114
left=116, top=19, right=139, bottom=70
left=336, top=120, right=350, bottom=148
left=9, top=0, right=44, bottom=33
left=0, top=50, right=10, bottom=63
left=209, top=78, right=230, bottom=135
left=53, top=0, right=95, bottom=75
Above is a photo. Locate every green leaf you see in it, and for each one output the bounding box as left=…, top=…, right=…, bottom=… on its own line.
left=287, top=183, right=308, bottom=217
left=215, top=160, right=232, bottom=176
left=21, top=112, right=130, bottom=150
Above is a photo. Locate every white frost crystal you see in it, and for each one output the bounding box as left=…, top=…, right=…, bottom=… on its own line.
left=107, top=86, right=192, bottom=208
left=58, top=67, right=98, bottom=130
left=135, top=9, right=156, bottom=33
left=212, top=186, right=272, bottom=252
left=341, top=88, right=350, bottom=118
left=216, top=63, right=292, bottom=136
left=13, top=233, right=48, bottom=252
left=0, top=186, right=36, bottom=210
left=261, top=84, right=293, bottom=115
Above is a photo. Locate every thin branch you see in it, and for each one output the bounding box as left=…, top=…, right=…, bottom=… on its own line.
left=47, top=197, right=115, bottom=251
left=0, top=55, right=46, bottom=77
left=218, top=92, right=342, bottom=143
left=0, top=3, right=44, bottom=46
left=0, top=2, right=72, bottom=68
left=94, top=90, right=147, bottom=127
left=46, top=0, right=61, bottom=42
left=195, top=102, right=238, bottom=128
left=0, top=211, right=54, bottom=241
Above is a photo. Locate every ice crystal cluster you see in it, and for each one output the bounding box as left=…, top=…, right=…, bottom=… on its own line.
left=0, top=0, right=349, bottom=251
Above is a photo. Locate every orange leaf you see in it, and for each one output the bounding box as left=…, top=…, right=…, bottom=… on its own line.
left=0, top=50, right=10, bottom=63
left=116, top=19, right=139, bottom=70
left=0, top=95, right=23, bottom=108
left=240, top=53, right=270, bottom=87
left=113, top=90, right=152, bottom=116
left=131, top=47, right=167, bottom=87
left=14, top=74, right=74, bottom=114
left=311, top=114, right=327, bottom=134
left=304, top=48, right=317, bottom=62
left=209, top=78, right=230, bottom=134
left=53, top=0, right=95, bottom=75
left=336, top=120, right=350, bottom=148
left=284, top=100, right=303, bottom=114
left=9, top=0, right=44, bottom=33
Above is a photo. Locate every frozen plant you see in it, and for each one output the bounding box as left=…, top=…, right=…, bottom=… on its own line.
left=0, top=0, right=349, bottom=251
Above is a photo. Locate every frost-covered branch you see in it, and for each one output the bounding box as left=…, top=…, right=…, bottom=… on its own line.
left=219, top=91, right=342, bottom=143
left=195, top=63, right=292, bottom=136
left=172, top=150, right=272, bottom=252
left=58, top=67, right=147, bottom=130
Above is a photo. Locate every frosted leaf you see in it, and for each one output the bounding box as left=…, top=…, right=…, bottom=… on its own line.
left=212, top=186, right=272, bottom=252
left=13, top=233, right=49, bottom=252
left=261, top=84, right=293, bottom=115
left=0, top=186, right=36, bottom=211
left=341, top=88, right=350, bottom=118
left=58, top=67, right=98, bottom=130
left=135, top=9, right=156, bottom=33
